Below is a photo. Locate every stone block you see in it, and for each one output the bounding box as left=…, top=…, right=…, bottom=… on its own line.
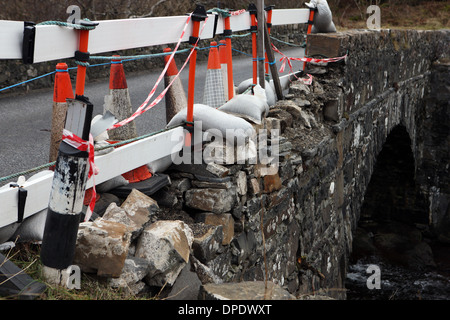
left=306, top=33, right=348, bottom=59
left=185, top=188, right=235, bottom=213
left=135, top=220, right=194, bottom=287
left=196, top=213, right=234, bottom=245
left=206, top=162, right=230, bottom=177
left=263, top=173, right=283, bottom=193
left=108, top=256, right=150, bottom=295
left=167, top=260, right=202, bottom=300
left=248, top=177, right=261, bottom=196
left=74, top=219, right=131, bottom=278
left=324, top=99, right=340, bottom=122
left=267, top=108, right=293, bottom=133
left=275, top=100, right=305, bottom=120
left=120, top=189, right=159, bottom=225
left=102, top=202, right=141, bottom=240
left=236, top=171, right=247, bottom=196
left=199, top=281, right=295, bottom=300
left=192, top=224, right=223, bottom=263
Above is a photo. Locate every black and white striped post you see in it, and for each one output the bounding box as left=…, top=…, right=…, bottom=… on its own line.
left=40, top=96, right=93, bottom=286
left=40, top=16, right=97, bottom=286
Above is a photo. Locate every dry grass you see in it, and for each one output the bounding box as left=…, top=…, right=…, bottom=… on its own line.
left=332, top=1, right=450, bottom=30
left=1, top=242, right=150, bottom=300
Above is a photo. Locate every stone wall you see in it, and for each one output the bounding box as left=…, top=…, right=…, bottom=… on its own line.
left=72, top=28, right=449, bottom=300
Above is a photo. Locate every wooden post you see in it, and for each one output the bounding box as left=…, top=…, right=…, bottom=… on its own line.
left=303, top=8, right=316, bottom=71
left=186, top=4, right=207, bottom=146
left=248, top=4, right=258, bottom=86
left=256, top=0, right=266, bottom=89
left=264, top=23, right=283, bottom=100
left=264, top=5, right=274, bottom=79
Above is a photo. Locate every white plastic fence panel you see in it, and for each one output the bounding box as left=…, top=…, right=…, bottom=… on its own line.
left=33, top=15, right=216, bottom=63
left=271, top=9, right=310, bottom=26
left=0, top=8, right=310, bottom=63
left=0, top=20, right=24, bottom=59
left=0, top=126, right=184, bottom=228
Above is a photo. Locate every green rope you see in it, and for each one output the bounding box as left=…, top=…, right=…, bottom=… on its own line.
left=270, top=35, right=306, bottom=48
left=36, top=19, right=96, bottom=30
left=0, top=162, right=56, bottom=184
left=0, top=124, right=184, bottom=184
left=207, top=8, right=231, bottom=18
left=90, top=48, right=192, bottom=62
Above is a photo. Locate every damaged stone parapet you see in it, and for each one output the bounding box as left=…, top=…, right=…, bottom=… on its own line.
left=71, top=28, right=448, bottom=300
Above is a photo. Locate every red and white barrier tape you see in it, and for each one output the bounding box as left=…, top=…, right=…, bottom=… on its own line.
left=230, top=9, right=247, bottom=16
left=272, top=44, right=347, bottom=85
left=109, top=14, right=208, bottom=130
left=61, top=129, right=98, bottom=222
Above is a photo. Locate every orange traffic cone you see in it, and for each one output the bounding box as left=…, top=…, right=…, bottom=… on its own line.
left=164, top=47, right=187, bottom=123
left=49, top=62, right=74, bottom=162
left=203, top=41, right=226, bottom=108
left=103, top=57, right=153, bottom=198
left=104, top=55, right=137, bottom=141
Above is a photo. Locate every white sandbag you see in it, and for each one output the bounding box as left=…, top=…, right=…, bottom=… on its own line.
left=96, top=175, right=129, bottom=193
left=236, top=78, right=276, bottom=106
left=218, top=85, right=269, bottom=124
left=147, top=154, right=173, bottom=174
left=12, top=209, right=47, bottom=243
left=305, top=0, right=337, bottom=33
left=166, top=104, right=256, bottom=144
left=0, top=223, right=21, bottom=244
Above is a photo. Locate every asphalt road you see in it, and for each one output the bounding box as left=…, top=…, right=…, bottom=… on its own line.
left=0, top=47, right=304, bottom=180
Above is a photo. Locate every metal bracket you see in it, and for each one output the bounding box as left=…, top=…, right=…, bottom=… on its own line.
left=22, top=21, right=36, bottom=64
left=10, top=183, right=28, bottom=223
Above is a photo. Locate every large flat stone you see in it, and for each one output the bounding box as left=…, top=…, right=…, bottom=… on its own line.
left=74, top=219, right=131, bottom=278
left=185, top=188, right=235, bottom=213
left=199, top=281, right=296, bottom=300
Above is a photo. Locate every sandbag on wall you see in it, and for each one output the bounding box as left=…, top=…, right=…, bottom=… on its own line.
left=236, top=78, right=277, bottom=107
left=218, top=85, right=269, bottom=124
left=166, top=104, right=256, bottom=144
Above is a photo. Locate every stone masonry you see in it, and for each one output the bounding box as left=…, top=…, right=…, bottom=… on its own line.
left=73, top=29, right=449, bottom=300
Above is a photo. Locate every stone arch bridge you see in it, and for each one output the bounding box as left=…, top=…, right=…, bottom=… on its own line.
left=190, top=28, right=450, bottom=299
left=64, top=28, right=449, bottom=300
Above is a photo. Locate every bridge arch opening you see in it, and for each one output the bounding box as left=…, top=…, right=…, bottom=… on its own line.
left=360, top=125, right=429, bottom=225
left=345, top=125, right=450, bottom=300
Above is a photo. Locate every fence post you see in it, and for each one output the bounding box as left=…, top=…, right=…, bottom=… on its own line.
left=223, top=13, right=235, bottom=100
left=186, top=4, right=207, bottom=146
left=41, top=19, right=97, bottom=287
left=303, top=7, right=316, bottom=71
left=264, top=5, right=274, bottom=79
left=40, top=97, right=93, bottom=286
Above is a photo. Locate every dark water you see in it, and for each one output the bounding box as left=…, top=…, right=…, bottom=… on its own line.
left=346, top=251, right=450, bottom=300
